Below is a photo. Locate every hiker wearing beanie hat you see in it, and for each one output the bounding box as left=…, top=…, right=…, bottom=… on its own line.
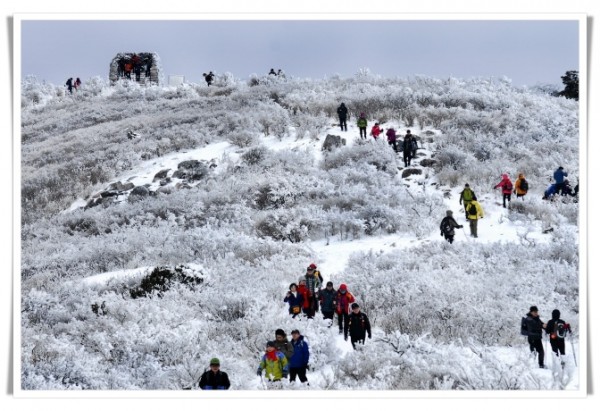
left=335, top=283, right=356, bottom=336
left=319, top=281, right=337, bottom=323
left=274, top=329, right=293, bottom=360
left=346, top=303, right=372, bottom=349
left=459, top=183, right=477, bottom=220
left=545, top=309, right=572, bottom=362
left=524, top=305, right=547, bottom=368
left=305, top=263, right=323, bottom=318
left=439, top=210, right=463, bottom=244
left=257, top=341, right=289, bottom=384
left=199, top=357, right=231, bottom=390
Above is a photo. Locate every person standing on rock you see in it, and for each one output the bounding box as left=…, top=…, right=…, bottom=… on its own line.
left=337, top=103, right=348, bottom=131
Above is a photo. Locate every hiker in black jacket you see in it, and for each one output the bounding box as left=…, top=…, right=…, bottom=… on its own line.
left=199, top=358, right=231, bottom=389
left=545, top=309, right=571, bottom=359
left=524, top=306, right=546, bottom=368
left=346, top=303, right=371, bottom=350
left=440, top=210, right=463, bottom=244
left=337, top=103, right=348, bottom=131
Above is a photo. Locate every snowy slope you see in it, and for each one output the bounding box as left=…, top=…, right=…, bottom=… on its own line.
left=20, top=75, right=581, bottom=392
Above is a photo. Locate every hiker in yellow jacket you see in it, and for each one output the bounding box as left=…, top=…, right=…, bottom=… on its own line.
left=466, top=197, right=484, bottom=238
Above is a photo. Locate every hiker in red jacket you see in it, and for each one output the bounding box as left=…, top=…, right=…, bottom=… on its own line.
left=297, top=278, right=312, bottom=318
left=335, top=284, right=355, bottom=336
left=494, top=173, right=514, bottom=208
left=370, top=123, right=382, bottom=140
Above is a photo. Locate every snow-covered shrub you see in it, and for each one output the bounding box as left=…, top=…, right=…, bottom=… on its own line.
left=228, top=130, right=258, bottom=148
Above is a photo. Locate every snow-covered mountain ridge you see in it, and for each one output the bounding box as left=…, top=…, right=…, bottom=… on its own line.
left=20, top=74, right=580, bottom=391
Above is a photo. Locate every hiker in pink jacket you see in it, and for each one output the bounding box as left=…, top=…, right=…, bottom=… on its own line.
left=494, top=173, right=514, bottom=208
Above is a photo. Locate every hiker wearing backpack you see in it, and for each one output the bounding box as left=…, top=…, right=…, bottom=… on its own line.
left=553, top=166, right=568, bottom=195
left=561, top=179, right=575, bottom=196
left=289, top=329, right=310, bottom=385
left=459, top=184, right=476, bottom=220
left=386, top=128, right=398, bottom=152
left=65, top=77, right=73, bottom=94
left=304, top=263, right=323, bottom=317
left=346, top=303, right=372, bottom=349
left=370, top=123, right=382, bottom=140
left=296, top=278, right=312, bottom=318
left=494, top=174, right=514, bottom=208
left=337, top=103, right=348, bottom=131
left=466, top=197, right=484, bottom=238
left=199, top=358, right=231, bottom=390
left=524, top=306, right=546, bottom=368
left=257, top=341, right=289, bottom=385
left=440, top=210, right=463, bottom=244
left=357, top=113, right=368, bottom=139
left=319, top=281, right=337, bottom=322
left=402, top=133, right=413, bottom=167
left=407, top=130, right=419, bottom=158
left=203, top=71, right=215, bottom=86
left=514, top=173, right=528, bottom=199
left=545, top=309, right=572, bottom=360
left=274, top=329, right=294, bottom=360
left=336, top=284, right=356, bottom=335
left=284, top=283, right=304, bottom=318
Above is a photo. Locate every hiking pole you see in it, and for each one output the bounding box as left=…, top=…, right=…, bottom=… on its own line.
left=461, top=226, right=470, bottom=242
left=569, top=333, right=577, bottom=366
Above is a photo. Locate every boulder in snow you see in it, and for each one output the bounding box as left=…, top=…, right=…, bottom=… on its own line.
left=322, top=134, right=346, bottom=151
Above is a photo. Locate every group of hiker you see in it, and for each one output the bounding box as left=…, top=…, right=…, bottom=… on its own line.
left=337, top=103, right=420, bottom=167
left=544, top=166, right=579, bottom=200
left=441, top=164, right=578, bottom=242
left=256, top=328, right=310, bottom=388
left=269, top=68, right=285, bottom=77
left=116, top=53, right=153, bottom=82
left=283, top=264, right=372, bottom=347
left=65, top=77, right=81, bottom=94
left=521, top=306, right=573, bottom=369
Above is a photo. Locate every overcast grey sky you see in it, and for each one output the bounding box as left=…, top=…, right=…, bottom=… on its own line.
left=20, top=19, right=579, bottom=86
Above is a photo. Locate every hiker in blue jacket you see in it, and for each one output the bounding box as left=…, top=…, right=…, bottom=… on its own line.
left=553, top=167, right=568, bottom=195
left=288, top=329, right=310, bottom=385
left=284, top=283, right=304, bottom=318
